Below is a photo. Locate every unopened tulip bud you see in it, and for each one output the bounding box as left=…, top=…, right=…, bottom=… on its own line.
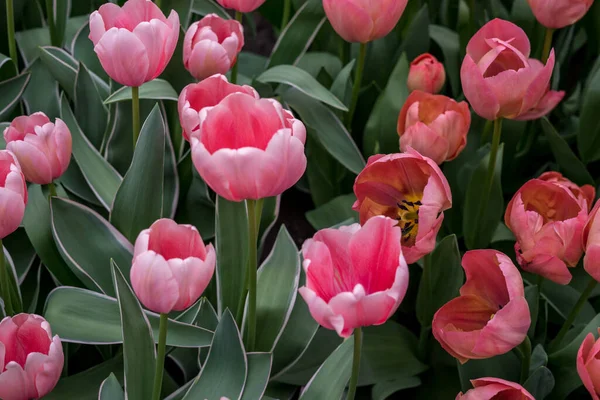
left=407, top=53, right=446, bottom=94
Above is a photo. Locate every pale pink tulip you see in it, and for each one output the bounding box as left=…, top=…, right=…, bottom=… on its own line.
left=183, top=14, right=244, bottom=81
left=299, top=216, right=409, bottom=338
left=461, top=19, right=564, bottom=120
left=505, top=177, right=588, bottom=284
left=190, top=92, right=306, bottom=201
left=407, top=53, right=446, bottom=94
left=397, top=91, right=470, bottom=164
left=130, top=219, right=216, bottom=314
left=3, top=113, right=71, bottom=185
left=456, top=378, right=535, bottom=400
left=577, top=330, right=600, bottom=400
left=583, top=202, right=600, bottom=282
left=89, top=0, right=180, bottom=87
left=0, top=314, right=63, bottom=400
left=0, top=151, right=27, bottom=240
left=352, top=149, right=452, bottom=263
left=323, top=0, right=408, bottom=43
left=178, top=74, right=258, bottom=141
left=433, top=250, right=530, bottom=363
left=539, top=171, right=595, bottom=211
left=216, top=0, right=266, bottom=12
left=527, top=0, right=594, bottom=29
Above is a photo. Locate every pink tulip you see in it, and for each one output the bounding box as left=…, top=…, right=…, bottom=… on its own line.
left=433, top=250, right=530, bottom=363
left=89, top=0, right=179, bottom=87
left=0, top=151, right=27, bottom=240
left=407, top=53, right=446, bottom=94
left=216, top=0, right=266, bottom=12
left=539, top=171, right=595, bottom=211
left=299, top=216, right=409, bottom=338
left=583, top=202, right=600, bottom=283
left=527, top=0, right=594, bottom=29
left=0, top=314, right=63, bottom=400
left=397, top=91, right=470, bottom=164
left=577, top=330, right=600, bottom=400
left=456, top=378, right=535, bottom=400
left=3, top=113, right=72, bottom=185
left=352, top=149, right=452, bottom=264
left=130, top=219, right=216, bottom=314
left=183, top=14, right=244, bottom=81
left=190, top=92, right=306, bottom=202
left=323, top=0, right=408, bottom=43
left=461, top=19, right=564, bottom=121
left=178, top=74, right=258, bottom=142
left=505, top=177, right=588, bottom=284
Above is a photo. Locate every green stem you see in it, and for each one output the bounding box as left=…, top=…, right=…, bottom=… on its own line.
left=346, top=327, right=363, bottom=400
left=549, top=277, right=597, bottom=352
left=132, top=86, right=140, bottom=148
left=517, top=336, right=531, bottom=384
left=230, top=11, right=243, bottom=84
left=345, top=42, right=367, bottom=130
left=44, top=0, right=58, bottom=46
left=6, top=0, right=17, bottom=72
left=541, top=28, right=555, bottom=64
left=245, top=198, right=264, bottom=352
left=480, top=120, right=493, bottom=142
left=280, top=0, right=291, bottom=33
left=0, top=239, right=13, bottom=316
left=151, top=313, right=168, bottom=400
left=48, top=182, right=58, bottom=198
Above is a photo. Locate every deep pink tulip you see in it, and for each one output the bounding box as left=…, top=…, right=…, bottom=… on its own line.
left=130, top=219, right=216, bottom=314
left=407, top=53, right=446, bottom=94
left=527, top=0, right=594, bottom=29
left=323, top=0, right=408, bottom=43
left=505, top=177, right=588, bottom=284
left=433, top=250, right=530, bottom=364
left=352, top=149, right=452, bottom=263
left=183, top=14, right=244, bottom=81
left=89, top=0, right=179, bottom=87
left=577, top=330, right=600, bottom=400
left=216, top=0, right=265, bottom=12
left=397, top=91, right=470, bottom=165
left=461, top=19, right=564, bottom=120
left=539, top=171, right=595, bottom=211
left=299, top=216, right=409, bottom=338
left=0, top=314, right=63, bottom=400
left=178, top=74, right=258, bottom=142
left=456, top=378, right=535, bottom=400
left=190, top=92, right=306, bottom=201
left=0, top=151, right=27, bottom=240
left=583, top=202, right=600, bottom=283
left=3, top=113, right=72, bottom=185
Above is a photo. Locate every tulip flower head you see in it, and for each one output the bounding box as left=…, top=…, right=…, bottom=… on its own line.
left=527, top=0, right=594, bottom=29
left=353, top=150, right=452, bottom=263
left=461, top=19, right=564, bottom=121
left=456, top=378, right=535, bottom=400
left=3, top=112, right=72, bottom=185
left=299, top=216, right=409, bottom=338
left=0, top=314, right=64, bottom=400
left=539, top=171, right=595, bottom=211
left=398, top=91, right=471, bottom=165
left=407, top=53, right=446, bottom=94
left=583, top=201, right=600, bottom=283
left=216, top=0, right=266, bottom=12
left=577, top=329, right=600, bottom=400
left=0, top=151, right=27, bottom=240
left=433, top=250, right=531, bottom=363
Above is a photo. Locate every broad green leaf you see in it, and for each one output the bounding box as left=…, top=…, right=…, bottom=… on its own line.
left=22, top=59, right=60, bottom=119
left=330, top=60, right=355, bottom=112
left=191, top=0, right=230, bottom=18
left=71, top=22, right=107, bottom=81
left=175, top=165, right=215, bottom=240
left=396, top=5, right=430, bottom=61
left=430, top=25, right=460, bottom=97
left=162, top=0, right=194, bottom=28
left=104, top=79, right=179, bottom=104
left=51, top=0, right=72, bottom=47
left=75, top=62, right=108, bottom=149
left=0, top=72, right=30, bottom=120
left=523, top=367, right=554, bottom=400
left=99, top=373, right=125, bottom=400
left=304, top=134, right=347, bottom=206
left=241, top=353, right=273, bottom=400
left=15, top=27, right=51, bottom=65
left=296, top=52, right=342, bottom=80
left=305, top=194, right=358, bottom=230
left=458, top=352, right=521, bottom=391
left=2, top=228, right=36, bottom=283
left=162, top=110, right=180, bottom=219
left=578, top=55, right=600, bottom=163
left=540, top=279, right=596, bottom=325
left=1, top=246, right=23, bottom=315
left=58, top=161, right=103, bottom=206
left=372, top=376, right=422, bottom=400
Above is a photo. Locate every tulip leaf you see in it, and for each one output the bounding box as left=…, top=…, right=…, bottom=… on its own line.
left=523, top=367, right=554, bottom=400
left=15, top=27, right=51, bottom=65
left=99, top=373, right=125, bottom=400
left=191, top=0, right=230, bottom=19
left=71, top=22, right=108, bottom=81
left=305, top=194, right=358, bottom=230
left=2, top=228, right=36, bottom=283
left=74, top=62, right=108, bottom=149
left=103, top=79, right=179, bottom=104
left=58, top=161, right=103, bottom=206
left=162, top=111, right=180, bottom=219
left=22, top=58, right=60, bottom=119
left=1, top=246, right=24, bottom=315
left=578, top=60, right=600, bottom=163
left=458, top=352, right=521, bottom=391
left=430, top=24, right=460, bottom=97
left=372, top=376, right=422, bottom=400
left=240, top=353, right=273, bottom=400
left=50, top=0, right=72, bottom=47
left=0, top=72, right=30, bottom=121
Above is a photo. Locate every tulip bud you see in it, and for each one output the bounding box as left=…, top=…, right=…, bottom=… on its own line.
left=577, top=330, right=600, bottom=399
left=216, top=0, right=265, bottom=12
left=407, top=53, right=446, bottom=94
left=0, top=151, right=27, bottom=240
left=527, top=0, right=593, bottom=29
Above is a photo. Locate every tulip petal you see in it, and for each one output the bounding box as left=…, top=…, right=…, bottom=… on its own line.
left=130, top=252, right=179, bottom=314
left=6, top=140, right=53, bottom=185
left=94, top=28, right=150, bottom=87
left=186, top=40, right=232, bottom=80
left=515, top=89, right=565, bottom=121
left=323, top=0, right=373, bottom=43
left=578, top=333, right=600, bottom=400
left=460, top=55, right=500, bottom=120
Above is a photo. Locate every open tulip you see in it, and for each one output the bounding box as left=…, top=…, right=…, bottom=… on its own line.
left=407, top=53, right=446, bottom=94
left=353, top=149, right=452, bottom=263
left=539, top=171, right=595, bottom=211
left=433, top=250, right=530, bottom=363
left=183, top=14, right=244, bottom=81
left=216, top=0, right=265, bottom=12
left=3, top=112, right=71, bottom=185
left=190, top=92, right=306, bottom=202
left=89, top=0, right=179, bottom=87
left=130, top=219, right=216, bottom=314
left=456, top=378, right=535, bottom=399
left=397, top=91, right=470, bottom=164
left=461, top=18, right=564, bottom=121
left=299, top=216, right=409, bottom=338
left=323, top=0, right=408, bottom=43
left=577, top=330, right=600, bottom=399
left=0, top=151, right=27, bottom=240
left=0, top=314, right=63, bottom=400
left=583, top=202, right=600, bottom=282
left=527, top=0, right=594, bottom=29
left=505, top=177, right=588, bottom=284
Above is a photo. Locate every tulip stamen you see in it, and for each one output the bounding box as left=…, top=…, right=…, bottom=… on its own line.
left=396, top=197, right=423, bottom=244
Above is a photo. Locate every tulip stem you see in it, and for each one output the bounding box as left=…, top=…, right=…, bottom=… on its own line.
left=132, top=86, right=140, bottom=148
left=6, top=0, right=17, bottom=72
left=151, top=313, right=168, bottom=400
left=347, top=327, right=363, bottom=400
left=245, top=198, right=264, bottom=352
left=541, top=28, right=555, bottom=64
left=549, top=277, right=597, bottom=352
left=517, top=336, right=531, bottom=384
left=345, top=42, right=367, bottom=130
left=281, top=0, right=291, bottom=32
left=48, top=182, right=58, bottom=198
left=230, top=12, right=243, bottom=85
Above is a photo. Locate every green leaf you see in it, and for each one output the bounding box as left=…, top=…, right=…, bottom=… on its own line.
left=458, top=352, right=521, bottom=391
left=104, top=79, right=179, bottom=104
left=162, top=0, right=194, bottom=29
left=22, top=59, right=60, bottom=119
left=241, top=353, right=273, bottom=400
left=191, top=0, right=230, bottom=19
left=71, top=22, right=108, bottom=81
left=51, top=0, right=72, bottom=47
left=75, top=62, right=108, bottom=149
left=305, top=194, right=358, bottom=230
left=430, top=25, right=460, bottom=97
left=44, top=286, right=213, bottom=346
left=0, top=72, right=30, bottom=120
left=162, top=112, right=180, bottom=219
left=523, top=367, right=554, bottom=400
left=578, top=60, right=600, bottom=163
left=58, top=161, right=103, bottom=206
left=99, top=373, right=125, bottom=400
left=372, top=376, right=422, bottom=400
left=15, top=27, right=51, bottom=65
left=540, top=279, right=596, bottom=325
left=2, top=228, right=36, bottom=282
left=1, top=246, right=24, bottom=315
left=183, top=310, right=247, bottom=400
left=396, top=5, right=430, bottom=61
left=296, top=52, right=342, bottom=80
left=257, top=65, right=348, bottom=111
left=111, top=262, right=155, bottom=400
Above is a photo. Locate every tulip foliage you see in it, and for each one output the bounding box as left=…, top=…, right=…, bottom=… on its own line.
left=2, top=0, right=600, bottom=399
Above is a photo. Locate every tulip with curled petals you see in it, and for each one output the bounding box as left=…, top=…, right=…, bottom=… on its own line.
left=0, top=151, right=27, bottom=240
left=299, top=216, right=409, bottom=338
left=461, top=18, right=564, bottom=121
left=190, top=92, right=306, bottom=202
left=527, top=0, right=594, bottom=29
left=433, top=250, right=531, bottom=363
left=183, top=14, right=244, bottom=81
left=0, top=313, right=63, bottom=400
left=130, top=219, right=216, bottom=314
left=407, top=53, right=446, bottom=94
left=577, top=329, right=600, bottom=399
left=539, top=171, right=595, bottom=211
left=3, top=112, right=71, bottom=185
left=397, top=91, right=470, bottom=165
left=216, top=0, right=265, bottom=12
left=352, top=149, right=452, bottom=263
left=505, top=177, right=588, bottom=285
left=89, top=0, right=179, bottom=87
left=456, top=378, right=535, bottom=400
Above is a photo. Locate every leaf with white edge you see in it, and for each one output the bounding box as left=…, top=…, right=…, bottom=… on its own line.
left=74, top=62, right=108, bottom=149
left=99, top=373, right=125, bottom=400
left=0, top=73, right=30, bottom=120
left=104, top=79, right=179, bottom=104
left=51, top=0, right=72, bottom=47
left=191, top=0, right=230, bottom=19
left=22, top=58, right=60, bottom=119
left=241, top=353, right=273, bottom=400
